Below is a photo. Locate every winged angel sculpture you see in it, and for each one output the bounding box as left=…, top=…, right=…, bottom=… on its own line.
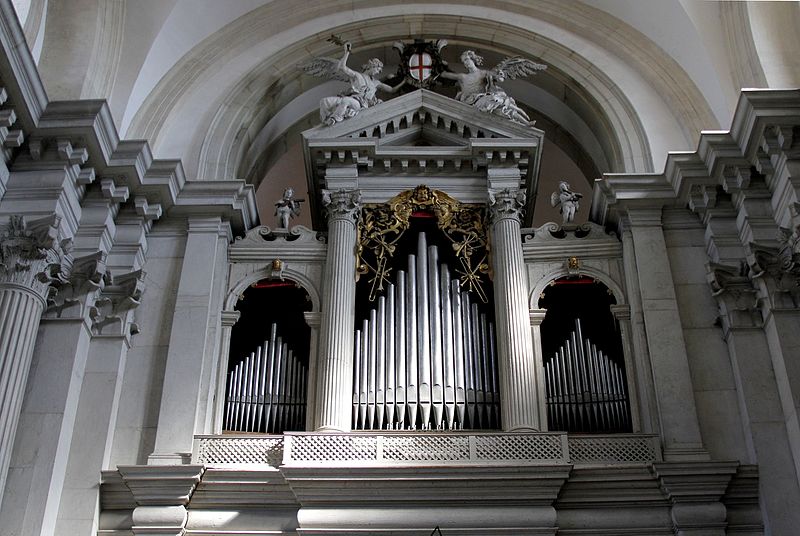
left=299, top=37, right=405, bottom=126
left=440, top=50, right=546, bottom=126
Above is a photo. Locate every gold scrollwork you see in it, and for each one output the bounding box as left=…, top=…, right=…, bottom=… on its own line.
left=357, top=185, right=490, bottom=302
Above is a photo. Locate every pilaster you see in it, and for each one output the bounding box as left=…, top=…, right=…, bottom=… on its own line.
left=706, top=262, right=800, bottom=534
left=149, top=217, right=231, bottom=464
left=625, top=208, right=707, bottom=460
left=488, top=187, right=539, bottom=431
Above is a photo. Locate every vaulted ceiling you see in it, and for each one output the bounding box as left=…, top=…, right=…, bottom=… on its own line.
left=11, top=0, right=800, bottom=222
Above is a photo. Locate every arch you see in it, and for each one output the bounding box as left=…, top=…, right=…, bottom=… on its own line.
left=123, top=1, right=718, bottom=181
left=225, top=266, right=321, bottom=314
left=529, top=265, right=626, bottom=310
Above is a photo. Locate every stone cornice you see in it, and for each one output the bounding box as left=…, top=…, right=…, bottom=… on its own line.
left=592, top=89, right=800, bottom=228
left=303, top=89, right=543, bottom=229
left=0, top=0, right=48, bottom=131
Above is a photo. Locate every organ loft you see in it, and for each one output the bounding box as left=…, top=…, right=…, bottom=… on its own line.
left=1, top=5, right=800, bottom=534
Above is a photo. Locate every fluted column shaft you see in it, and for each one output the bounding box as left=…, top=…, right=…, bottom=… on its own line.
left=315, top=189, right=361, bottom=431
left=0, top=214, right=65, bottom=508
left=488, top=188, right=540, bottom=431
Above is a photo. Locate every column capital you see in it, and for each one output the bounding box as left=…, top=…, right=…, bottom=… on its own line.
left=322, top=188, right=361, bottom=223
left=487, top=188, right=525, bottom=224
left=0, top=213, right=72, bottom=302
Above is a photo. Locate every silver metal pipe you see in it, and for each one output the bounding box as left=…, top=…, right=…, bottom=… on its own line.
left=462, top=293, right=475, bottom=428
left=251, top=346, right=262, bottom=432
left=353, top=329, right=361, bottom=429
left=417, top=233, right=431, bottom=429
left=406, top=253, right=418, bottom=429
left=395, top=272, right=407, bottom=429
left=428, top=244, right=443, bottom=429
left=359, top=320, right=369, bottom=429
left=470, top=303, right=483, bottom=429
left=440, top=265, right=455, bottom=430
left=376, top=297, right=386, bottom=430
left=488, top=321, right=499, bottom=427
left=368, top=309, right=377, bottom=430
left=269, top=337, right=283, bottom=432
left=451, top=280, right=465, bottom=429
left=385, top=283, right=396, bottom=430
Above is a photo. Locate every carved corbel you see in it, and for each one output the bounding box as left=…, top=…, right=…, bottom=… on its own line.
left=706, top=261, right=761, bottom=331
left=746, top=231, right=800, bottom=309
left=90, top=270, right=146, bottom=337
left=45, top=250, right=109, bottom=319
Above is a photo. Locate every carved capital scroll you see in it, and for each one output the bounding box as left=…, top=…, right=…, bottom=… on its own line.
left=321, top=188, right=361, bottom=223
left=0, top=214, right=72, bottom=301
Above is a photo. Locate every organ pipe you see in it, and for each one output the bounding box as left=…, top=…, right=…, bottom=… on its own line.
left=544, top=318, right=630, bottom=433
left=225, top=324, right=307, bottom=434
left=353, top=232, right=498, bottom=430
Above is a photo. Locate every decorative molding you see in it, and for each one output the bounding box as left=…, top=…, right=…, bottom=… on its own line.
left=45, top=250, right=108, bottom=320
left=706, top=261, right=761, bottom=330
left=357, top=185, right=489, bottom=302
left=233, top=225, right=324, bottom=247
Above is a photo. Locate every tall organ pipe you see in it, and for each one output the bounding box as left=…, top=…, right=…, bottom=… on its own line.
left=353, top=232, right=498, bottom=431
left=225, top=324, right=307, bottom=434
left=544, top=318, right=631, bottom=432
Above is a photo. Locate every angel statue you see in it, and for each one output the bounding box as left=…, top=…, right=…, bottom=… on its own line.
left=275, top=188, right=304, bottom=229
left=440, top=50, right=546, bottom=126
left=550, top=181, right=583, bottom=224
left=299, top=37, right=405, bottom=126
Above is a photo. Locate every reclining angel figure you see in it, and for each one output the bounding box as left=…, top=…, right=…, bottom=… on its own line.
left=299, top=38, right=405, bottom=126
left=440, top=50, right=546, bottom=126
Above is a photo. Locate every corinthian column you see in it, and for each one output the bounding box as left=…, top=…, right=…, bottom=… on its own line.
left=488, top=188, right=540, bottom=431
left=315, top=189, right=361, bottom=431
left=0, top=214, right=68, bottom=506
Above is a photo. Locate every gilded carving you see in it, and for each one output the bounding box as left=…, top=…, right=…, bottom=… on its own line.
left=357, top=185, right=489, bottom=302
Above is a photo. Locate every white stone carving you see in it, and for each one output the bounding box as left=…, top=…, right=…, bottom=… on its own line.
left=550, top=181, right=583, bottom=224
left=299, top=40, right=405, bottom=126
left=274, top=187, right=304, bottom=229
left=90, top=269, right=146, bottom=336
left=440, top=50, right=546, bottom=126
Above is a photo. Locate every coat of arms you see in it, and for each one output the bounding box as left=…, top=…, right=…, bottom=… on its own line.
left=393, top=39, right=448, bottom=89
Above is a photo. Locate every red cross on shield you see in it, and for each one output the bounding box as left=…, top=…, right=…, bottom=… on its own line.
left=409, top=52, right=433, bottom=82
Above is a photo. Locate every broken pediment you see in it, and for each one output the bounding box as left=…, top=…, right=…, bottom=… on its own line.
left=302, top=89, right=544, bottom=228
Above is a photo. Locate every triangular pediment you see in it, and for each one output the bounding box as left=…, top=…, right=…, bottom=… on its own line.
left=303, top=89, right=543, bottom=146
left=302, top=89, right=544, bottom=228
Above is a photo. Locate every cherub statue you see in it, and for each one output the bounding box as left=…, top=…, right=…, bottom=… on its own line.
left=275, top=188, right=304, bottom=229
left=439, top=50, right=546, bottom=126
left=299, top=36, right=405, bottom=126
left=550, top=181, right=583, bottom=224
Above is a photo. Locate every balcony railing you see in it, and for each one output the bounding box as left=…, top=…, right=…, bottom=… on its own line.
left=193, top=432, right=661, bottom=468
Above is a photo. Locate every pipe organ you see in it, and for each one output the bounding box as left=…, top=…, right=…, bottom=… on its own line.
left=544, top=319, right=630, bottom=432
left=225, top=324, right=307, bottom=433
left=353, top=232, right=499, bottom=430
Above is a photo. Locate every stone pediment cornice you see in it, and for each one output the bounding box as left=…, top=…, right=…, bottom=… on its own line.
left=303, top=89, right=544, bottom=227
